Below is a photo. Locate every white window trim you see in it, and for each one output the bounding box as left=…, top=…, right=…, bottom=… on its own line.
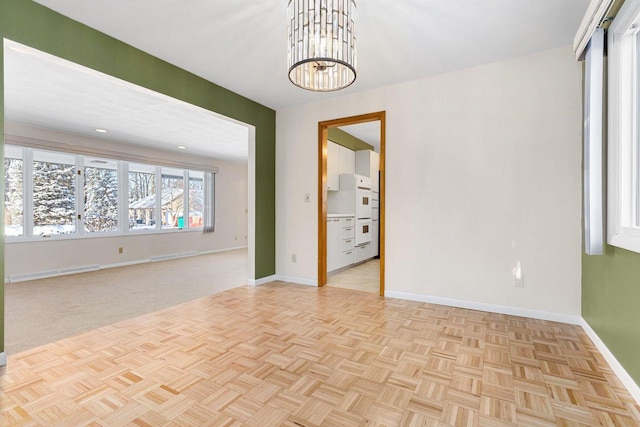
left=574, top=0, right=616, bottom=60
left=608, top=0, right=640, bottom=253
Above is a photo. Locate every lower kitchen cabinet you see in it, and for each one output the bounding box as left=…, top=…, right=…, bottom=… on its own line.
left=341, top=248, right=355, bottom=266
left=327, top=216, right=356, bottom=272
left=354, top=242, right=370, bottom=263
left=328, top=215, right=375, bottom=273
left=327, top=218, right=342, bottom=272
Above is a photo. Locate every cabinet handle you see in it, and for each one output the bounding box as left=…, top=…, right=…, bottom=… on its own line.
left=346, top=218, right=353, bottom=222
left=345, top=239, right=352, bottom=243
left=345, top=227, right=352, bottom=231
left=346, top=251, right=353, bottom=254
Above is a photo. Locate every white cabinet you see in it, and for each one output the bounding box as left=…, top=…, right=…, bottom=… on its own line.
left=327, top=141, right=340, bottom=191
left=340, top=146, right=355, bottom=175
left=328, top=141, right=356, bottom=191
left=354, top=243, right=371, bottom=263
left=371, top=219, right=379, bottom=257
left=355, top=150, right=379, bottom=193
left=341, top=248, right=355, bottom=267
left=327, top=216, right=355, bottom=272
left=327, top=218, right=341, bottom=272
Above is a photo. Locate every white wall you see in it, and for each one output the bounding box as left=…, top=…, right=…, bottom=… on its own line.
left=276, top=46, right=582, bottom=316
left=5, top=126, right=249, bottom=281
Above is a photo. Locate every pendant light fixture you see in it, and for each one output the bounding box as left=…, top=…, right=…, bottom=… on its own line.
left=287, top=0, right=357, bottom=91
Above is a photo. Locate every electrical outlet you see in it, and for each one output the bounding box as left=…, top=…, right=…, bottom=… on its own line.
left=291, top=253, right=297, bottom=263
left=515, top=275, right=524, bottom=288
left=513, top=262, right=524, bottom=287
left=118, top=247, right=123, bottom=254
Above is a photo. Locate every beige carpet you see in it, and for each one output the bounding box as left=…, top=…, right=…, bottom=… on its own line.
left=327, top=258, right=380, bottom=294
left=4, top=248, right=248, bottom=355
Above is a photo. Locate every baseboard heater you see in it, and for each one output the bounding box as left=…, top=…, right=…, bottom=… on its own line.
left=9, top=265, right=100, bottom=283
left=150, top=251, right=198, bottom=262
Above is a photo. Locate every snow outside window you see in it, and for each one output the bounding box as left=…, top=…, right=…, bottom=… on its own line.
left=84, top=157, right=118, bottom=233
left=4, top=146, right=24, bottom=237
left=32, top=150, right=76, bottom=236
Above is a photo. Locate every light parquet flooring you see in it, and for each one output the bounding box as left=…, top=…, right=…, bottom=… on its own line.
left=2, top=282, right=639, bottom=426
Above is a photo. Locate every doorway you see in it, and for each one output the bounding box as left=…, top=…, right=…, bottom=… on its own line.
left=317, top=111, right=385, bottom=296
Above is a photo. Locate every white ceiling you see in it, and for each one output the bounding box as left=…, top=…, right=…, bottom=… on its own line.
left=4, top=40, right=249, bottom=163
left=5, top=1, right=589, bottom=161
left=32, top=0, right=589, bottom=110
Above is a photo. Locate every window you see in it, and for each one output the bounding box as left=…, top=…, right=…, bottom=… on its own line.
left=608, top=0, right=640, bottom=253
left=4, top=145, right=214, bottom=239
left=32, top=150, right=76, bottom=236
left=84, top=157, right=118, bottom=233
left=129, top=163, right=156, bottom=231
left=189, top=171, right=204, bottom=228
left=4, top=146, right=24, bottom=236
left=161, top=168, right=185, bottom=230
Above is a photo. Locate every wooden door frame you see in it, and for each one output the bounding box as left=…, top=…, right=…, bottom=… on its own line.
left=318, top=111, right=386, bottom=296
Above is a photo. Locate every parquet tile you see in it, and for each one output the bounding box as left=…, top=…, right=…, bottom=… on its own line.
left=1, top=282, right=639, bottom=426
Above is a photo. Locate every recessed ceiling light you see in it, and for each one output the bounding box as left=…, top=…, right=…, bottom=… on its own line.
left=95, top=128, right=108, bottom=133
left=177, top=145, right=187, bottom=150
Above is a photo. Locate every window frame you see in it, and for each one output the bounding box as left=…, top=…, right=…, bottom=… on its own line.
left=608, top=0, right=640, bottom=253
left=4, top=145, right=214, bottom=242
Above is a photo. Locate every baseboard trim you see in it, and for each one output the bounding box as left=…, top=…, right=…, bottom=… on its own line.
left=384, top=291, right=582, bottom=325
left=5, top=246, right=248, bottom=284
left=580, top=318, right=640, bottom=404
left=249, top=275, right=277, bottom=286
left=99, top=259, right=151, bottom=270
left=275, top=275, right=318, bottom=287
left=0, top=352, right=6, bottom=366
left=199, top=246, right=248, bottom=255
left=9, top=266, right=100, bottom=283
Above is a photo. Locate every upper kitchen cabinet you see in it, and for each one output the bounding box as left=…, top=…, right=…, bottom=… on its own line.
left=340, top=146, right=355, bottom=175
left=327, top=141, right=356, bottom=191
left=328, top=141, right=340, bottom=191
left=356, top=150, right=380, bottom=193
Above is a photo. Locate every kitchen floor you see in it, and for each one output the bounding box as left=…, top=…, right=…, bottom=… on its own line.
left=328, top=258, right=380, bottom=294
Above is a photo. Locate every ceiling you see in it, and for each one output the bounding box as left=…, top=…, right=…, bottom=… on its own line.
left=5, top=1, right=589, bottom=161
left=4, top=40, right=249, bottom=163
left=339, top=121, right=381, bottom=152
left=32, top=0, right=589, bottom=111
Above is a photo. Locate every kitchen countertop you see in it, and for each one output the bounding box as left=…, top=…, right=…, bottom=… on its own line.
left=327, top=213, right=355, bottom=218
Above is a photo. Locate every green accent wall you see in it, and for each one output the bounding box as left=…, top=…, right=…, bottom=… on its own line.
left=583, top=247, right=640, bottom=384
left=0, top=0, right=276, bottom=354
left=328, top=128, right=373, bottom=151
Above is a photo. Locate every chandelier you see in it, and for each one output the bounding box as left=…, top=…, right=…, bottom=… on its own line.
left=287, top=0, right=357, bottom=91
